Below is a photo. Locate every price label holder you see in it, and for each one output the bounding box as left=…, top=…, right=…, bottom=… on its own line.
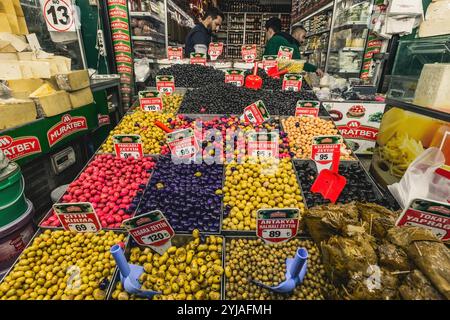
left=257, top=208, right=300, bottom=244
left=139, top=91, right=162, bottom=112
left=167, top=46, right=183, bottom=62
left=166, top=128, right=200, bottom=159
left=295, top=101, right=320, bottom=117
left=282, top=74, right=303, bottom=92
left=122, top=211, right=175, bottom=255
left=311, top=135, right=342, bottom=173
left=277, top=46, right=294, bottom=60
left=247, top=131, right=279, bottom=158
left=241, top=44, right=257, bottom=63
left=190, top=52, right=207, bottom=65
left=208, top=42, right=224, bottom=61
left=224, top=69, right=245, bottom=87
left=113, top=134, right=143, bottom=159
left=156, top=75, right=175, bottom=95
left=54, top=203, right=101, bottom=233
left=241, top=100, right=270, bottom=125
left=396, top=199, right=450, bottom=241
left=40, top=0, right=76, bottom=32
left=262, top=55, right=278, bottom=73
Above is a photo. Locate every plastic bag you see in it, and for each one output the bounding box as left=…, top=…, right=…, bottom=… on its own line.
left=134, top=58, right=151, bottom=83
left=388, top=147, right=448, bottom=208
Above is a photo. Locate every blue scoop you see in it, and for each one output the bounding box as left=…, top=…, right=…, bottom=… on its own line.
left=110, top=245, right=161, bottom=299
left=252, top=248, right=308, bottom=294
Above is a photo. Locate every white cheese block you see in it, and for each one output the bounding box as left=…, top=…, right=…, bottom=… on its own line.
left=0, top=52, right=17, bottom=60
left=0, top=33, right=28, bottom=52
left=18, top=61, right=33, bottom=79
left=0, top=61, right=21, bottom=80
left=17, top=51, right=34, bottom=60
left=24, top=61, right=52, bottom=78
left=414, top=63, right=450, bottom=112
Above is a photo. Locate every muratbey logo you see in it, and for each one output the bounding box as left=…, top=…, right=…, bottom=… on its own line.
left=0, top=135, right=41, bottom=160
left=113, top=32, right=130, bottom=42
left=114, top=43, right=131, bottom=52
left=116, top=54, right=132, bottom=63
left=47, top=115, right=88, bottom=147
left=117, top=64, right=132, bottom=74
left=108, top=0, right=126, bottom=6
left=109, top=8, right=127, bottom=18
left=111, top=20, right=129, bottom=31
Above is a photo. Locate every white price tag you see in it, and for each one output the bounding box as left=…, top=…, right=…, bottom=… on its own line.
left=68, top=223, right=98, bottom=233
left=141, top=230, right=171, bottom=245
left=176, top=146, right=196, bottom=157
left=262, top=229, right=292, bottom=239
left=120, top=151, right=140, bottom=159
left=314, top=153, right=333, bottom=162
left=253, top=150, right=273, bottom=158
left=40, top=0, right=76, bottom=32
left=142, top=105, right=160, bottom=112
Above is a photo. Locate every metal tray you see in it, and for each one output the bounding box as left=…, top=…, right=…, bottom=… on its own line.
left=107, top=234, right=226, bottom=300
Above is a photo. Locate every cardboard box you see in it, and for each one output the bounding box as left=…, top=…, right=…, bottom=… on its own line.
left=32, top=91, right=71, bottom=117
left=56, top=70, right=90, bottom=91
left=69, top=87, right=94, bottom=109
left=0, top=98, right=37, bottom=129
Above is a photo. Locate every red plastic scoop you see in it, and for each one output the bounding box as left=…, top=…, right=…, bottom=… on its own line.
left=267, top=65, right=289, bottom=79
left=154, top=120, right=173, bottom=133
left=245, top=62, right=263, bottom=90
left=311, top=169, right=347, bottom=204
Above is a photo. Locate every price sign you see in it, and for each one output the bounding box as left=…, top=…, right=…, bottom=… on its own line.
left=295, top=101, right=320, bottom=117
left=190, top=52, right=207, bottom=65
left=139, top=91, right=162, bottom=112
left=262, top=55, right=278, bottom=73
left=123, top=211, right=175, bottom=255
left=224, top=69, right=245, bottom=87
left=156, top=75, right=175, bottom=95
left=167, top=46, right=183, bottom=61
left=166, top=128, right=200, bottom=159
left=242, top=100, right=270, bottom=125
left=396, top=199, right=450, bottom=241
left=311, top=135, right=342, bottom=173
left=257, top=208, right=300, bottom=244
left=247, top=132, right=279, bottom=159
left=241, top=44, right=257, bottom=63
left=41, top=0, right=76, bottom=32
left=277, top=46, right=294, bottom=60
left=54, top=203, right=101, bottom=233
left=282, top=74, right=303, bottom=92
left=113, top=134, right=143, bottom=159
left=208, top=42, right=224, bottom=61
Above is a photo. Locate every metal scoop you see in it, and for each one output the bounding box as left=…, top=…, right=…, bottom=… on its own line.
left=110, top=244, right=161, bottom=299
left=311, top=169, right=347, bottom=204
left=252, top=248, right=308, bottom=294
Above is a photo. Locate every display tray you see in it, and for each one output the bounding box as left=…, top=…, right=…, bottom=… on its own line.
left=107, top=234, right=226, bottom=300
left=38, top=154, right=158, bottom=231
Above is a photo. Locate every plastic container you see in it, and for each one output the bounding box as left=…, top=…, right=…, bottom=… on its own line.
left=0, top=163, right=28, bottom=227
left=0, top=199, right=35, bottom=275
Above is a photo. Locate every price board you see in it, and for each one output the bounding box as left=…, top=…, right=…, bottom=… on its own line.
left=282, top=74, right=303, bottom=92
left=54, top=203, right=101, bottom=233
left=139, top=91, right=162, bottom=112
left=156, top=75, right=175, bottom=95
left=277, top=46, right=294, bottom=60
left=167, top=46, right=183, bottom=61
left=257, top=208, right=300, bottom=244
left=262, top=55, right=278, bottom=73
left=247, top=132, right=279, bottom=158
left=122, top=211, right=175, bottom=255
left=113, top=134, right=143, bottom=159
left=166, top=128, right=200, bottom=159
left=190, top=52, right=207, bottom=65
left=242, top=100, right=270, bottom=125
left=208, top=42, right=224, bottom=60
left=40, top=0, right=76, bottom=32
left=311, top=135, right=342, bottom=173
left=295, top=101, right=320, bottom=117
left=241, top=44, right=257, bottom=63
left=396, top=199, right=450, bottom=241
left=224, top=69, right=245, bottom=87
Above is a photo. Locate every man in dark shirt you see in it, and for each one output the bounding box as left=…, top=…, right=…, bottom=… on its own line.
left=185, top=7, right=224, bottom=56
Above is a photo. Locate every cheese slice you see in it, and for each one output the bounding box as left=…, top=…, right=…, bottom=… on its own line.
left=0, top=52, right=17, bottom=60
left=0, top=39, right=15, bottom=52
left=17, top=17, right=28, bottom=35
left=0, top=13, right=12, bottom=33
left=22, top=60, right=52, bottom=78
left=18, top=61, right=33, bottom=79
left=29, top=83, right=57, bottom=98
left=0, top=61, right=21, bottom=80
left=414, top=63, right=450, bottom=112
left=69, top=87, right=94, bottom=108
left=0, top=32, right=28, bottom=51
left=0, top=98, right=37, bottom=130
left=17, top=51, right=34, bottom=60
left=7, top=78, right=44, bottom=92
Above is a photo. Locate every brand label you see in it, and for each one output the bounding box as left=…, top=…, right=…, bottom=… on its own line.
left=111, top=20, right=129, bottom=31
left=98, top=114, right=111, bottom=127
left=166, top=128, right=200, bottom=159
left=311, top=135, right=342, bottom=173
left=295, top=101, right=320, bottom=117
left=243, top=100, right=270, bottom=125
left=224, top=69, right=245, bottom=87
left=54, top=203, right=101, bottom=233
left=190, top=52, right=207, bottom=65
left=112, top=31, right=130, bottom=42
left=283, top=74, right=303, bottom=92
left=277, top=46, right=294, bottom=60
left=0, top=135, right=41, bottom=161
left=262, top=55, right=278, bottom=73
left=247, top=132, right=279, bottom=158
left=241, top=44, right=257, bottom=63
left=208, top=42, right=224, bottom=60
left=116, top=53, right=132, bottom=63
left=47, top=115, right=88, bottom=147
left=117, top=64, right=133, bottom=74
left=139, top=91, right=162, bottom=112
left=167, top=46, right=183, bottom=61
left=107, top=0, right=126, bottom=6
left=108, top=7, right=127, bottom=18
left=257, top=208, right=300, bottom=244
left=113, top=134, right=143, bottom=159
left=156, top=75, right=175, bottom=95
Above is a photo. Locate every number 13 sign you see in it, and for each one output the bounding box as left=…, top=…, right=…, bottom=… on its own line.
left=41, top=0, right=76, bottom=32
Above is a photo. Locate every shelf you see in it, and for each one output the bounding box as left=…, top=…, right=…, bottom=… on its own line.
left=132, top=36, right=165, bottom=44
left=330, top=47, right=365, bottom=53
left=294, top=1, right=334, bottom=24
left=129, top=11, right=164, bottom=23
left=307, top=29, right=331, bottom=38
left=134, top=58, right=158, bottom=63
left=333, top=21, right=368, bottom=30
left=167, top=0, right=195, bottom=28
left=328, top=67, right=360, bottom=74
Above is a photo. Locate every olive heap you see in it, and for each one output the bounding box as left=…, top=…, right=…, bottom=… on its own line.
left=111, top=231, right=223, bottom=300
left=100, top=111, right=174, bottom=154
left=162, top=93, right=183, bottom=114
left=147, top=64, right=225, bottom=88
left=137, top=157, right=223, bottom=233
left=294, top=161, right=398, bottom=209
left=222, top=157, right=304, bottom=231
left=0, top=230, right=125, bottom=300
left=244, top=69, right=313, bottom=91
left=225, top=238, right=334, bottom=300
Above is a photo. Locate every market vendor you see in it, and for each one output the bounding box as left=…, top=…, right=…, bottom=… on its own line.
left=264, top=18, right=324, bottom=77
left=184, top=7, right=224, bottom=56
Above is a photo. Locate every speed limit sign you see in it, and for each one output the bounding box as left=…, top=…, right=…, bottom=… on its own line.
left=40, top=0, right=76, bottom=32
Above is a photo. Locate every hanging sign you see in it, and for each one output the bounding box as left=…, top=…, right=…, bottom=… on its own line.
left=139, top=91, right=163, bottom=112
left=54, top=203, right=101, bottom=233
left=311, top=135, right=342, bottom=173
left=156, top=75, right=175, bottom=95
left=262, top=55, right=278, bottom=73
left=282, top=74, right=303, bottom=92
left=295, top=101, right=320, bottom=117
left=166, top=128, right=200, bottom=159
left=122, top=211, right=175, bottom=255
left=257, top=208, right=300, bottom=244
left=277, top=46, right=294, bottom=60
left=113, top=134, right=143, bottom=159
left=0, top=135, right=41, bottom=161
left=241, top=44, right=257, bottom=63
left=40, top=0, right=76, bottom=32
left=242, top=100, right=270, bottom=125
left=167, top=46, right=183, bottom=61
left=208, top=42, right=224, bottom=61
left=247, top=132, right=279, bottom=158
left=190, top=52, right=207, bottom=65
left=224, top=69, right=245, bottom=87
left=396, top=199, right=450, bottom=241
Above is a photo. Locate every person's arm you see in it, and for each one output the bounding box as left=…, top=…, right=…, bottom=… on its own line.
left=190, top=31, right=209, bottom=54
left=263, top=37, right=281, bottom=56
left=304, top=62, right=318, bottom=73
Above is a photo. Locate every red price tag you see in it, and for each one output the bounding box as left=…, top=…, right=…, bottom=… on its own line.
left=113, top=134, right=144, bottom=159
left=139, top=91, right=163, bottom=112
left=156, top=75, right=175, bottom=95
left=190, top=52, right=207, bottom=65
left=247, top=132, right=279, bottom=158
left=257, top=209, right=299, bottom=244
left=208, top=42, right=223, bottom=61
left=54, top=203, right=101, bottom=233
left=167, top=46, right=183, bottom=61
left=225, top=69, right=245, bottom=87
left=277, top=46, right=294, bottom=60
left=311, top=135, right=342, bottom=173
left=243, top=100, right=270, bottom=125
left=283, top=74, right=303, bottom=92
left=262, top=55, right=278, bottom=73
left=241, top=45, right=257, bottom=63
left=295, top=101, right=320, bottom=117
